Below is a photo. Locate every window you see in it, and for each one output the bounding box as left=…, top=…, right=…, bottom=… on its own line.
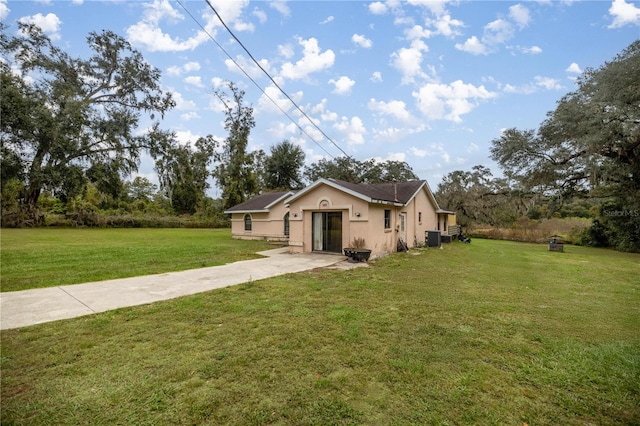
left=283, top=212, right=290, bottom=236
left=384, top=209, right=391, bottom=229
left=418, top=212, right=422, bottom=223
left=244, top=214, right=252, bottom=231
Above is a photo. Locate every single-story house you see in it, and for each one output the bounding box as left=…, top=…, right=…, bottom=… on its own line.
left=224, top=191, right=293, bottom=242
left=225, top=178, right=456, bottom=259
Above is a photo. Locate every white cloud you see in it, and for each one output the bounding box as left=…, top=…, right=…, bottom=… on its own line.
left=408, top=0, right=450, bottom=17
left=413, top=80, right=497, bottom=123
left=508, top=45, right=543, bottom=55
left=183, top=61, right=201, bottom=72
left=167, top=66, right=182, bottom=76
left=455, top=36, right=488, bottom=55
left=467, top=142, right=479, bottom=153
left=372, top=123, right=427, bottom=144
left=368, top=98, right=413, bottom=122
left=175, top=130, right=202, bottom=148
left=19, top=13, right=62, bottom=40
left=252, top=8, right=267, bottom=24
left=225, top=55, right=272, bottom=80
left=534, top=76, right=563, bottom=90
left=257, top=85, right=297, bottom=115
left=269, top=1, right=291, bottom=17
left=126, top=0, right=251, bottom=52
left=180, top=111, right=200, bottom=121
left=370, top=71, right=383, bottom=83
left=267, top=121, right=299, bottom=141
left=566, top=62, right=583, bottom=74
left=280, top=37, right=335, bottom=81
left=320, top=16, right=334, bottom=24
left=608, top=0, right=640, bottom=28
left=184, top=75, right=204, bottom=88
left=405, top=24, right=432, bottom=40
left=409, top=146, right=428, bottom=157
left=522, top=45, right=542, bottom=54
left=373, top=127, right=405, bottom=143
left=170, top=90, right=197, bottom=110
left=390, top=39, right=430, bottom=84
left=382, top=152, right=407, bottom=162
left=419, top=142, right=466, bottom=165
left=457, top=4, right=533, bottom=55
left=310, top=98, right=339, bottom=122
left=329, top=76, right=355, bottom=95
left=211, top=77, right=225, bottom=89
left=483, top=18, right=514, bottom=45
left=334, top=116, right=367, bottom=145
left=369, top=1, right=388, bottom=15
left=278, top=43, right=295, bottom=59
left=0, top=0, right=10, bottom=21
left=509, top=4, right=531, bottom=29
left=167, top=62, right=201, bottom=76
left=442, top=151, right=451, bottom=164
left=503, top=76, right=564, bottom=94
left=352, top=33, right=373, bottom=49
left=233, top=19, right=255, bottom=33
left=405, top=14, right=463, bottom=40
left=430, top=14, right=464, bottom=38
left=503, top=83, right=537, bottom=95
left=126, top=0, right=209, bottom=52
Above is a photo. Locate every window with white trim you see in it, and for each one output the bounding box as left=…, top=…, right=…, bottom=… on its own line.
left=384, top=209, right=391, bottom=229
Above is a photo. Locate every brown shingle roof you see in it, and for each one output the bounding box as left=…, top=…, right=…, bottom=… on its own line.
left=224, top=191, right=291, bottom=213
left=328, top=179, right=426, bottom=204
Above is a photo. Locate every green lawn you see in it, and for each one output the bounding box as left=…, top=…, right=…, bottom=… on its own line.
left=1, top=237, right=639, bottom=425
left=0, top=228, right=273, bottom=292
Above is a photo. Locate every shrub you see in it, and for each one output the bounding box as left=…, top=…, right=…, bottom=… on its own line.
left=350, top=237, right=366, bottom=249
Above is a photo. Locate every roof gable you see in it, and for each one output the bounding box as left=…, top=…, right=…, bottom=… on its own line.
left=224, top=191, right=292, bottom=213
left=285, top=178, right=437, bottom=207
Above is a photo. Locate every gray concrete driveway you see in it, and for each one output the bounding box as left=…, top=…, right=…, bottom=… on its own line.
left=0, top=248, right=348, bottom=330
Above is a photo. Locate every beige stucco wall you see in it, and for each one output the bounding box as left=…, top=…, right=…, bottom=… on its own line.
left=229, top=201, right=290, bottom=241
left=364, top=188, right=440, bottom=253
left=288, top=183, right=442, bottom=258
left=410, top=188, right=439, bottom=245
left=436, top=213, right=458, bottom=236
left=288, top=184, right=368, bottom=254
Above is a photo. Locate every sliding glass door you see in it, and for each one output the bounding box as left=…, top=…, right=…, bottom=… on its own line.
left=312, top=212, right=343, bottom=253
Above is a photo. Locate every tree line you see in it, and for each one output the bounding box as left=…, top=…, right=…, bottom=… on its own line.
left=437, top=40, right=639, bottom=252
left=1, top=23, right=637, bottom=251
left=0, top=23, right=416, bottom=227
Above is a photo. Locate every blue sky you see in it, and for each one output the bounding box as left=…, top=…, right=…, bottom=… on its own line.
left=2, top=0, right=640, bottom=195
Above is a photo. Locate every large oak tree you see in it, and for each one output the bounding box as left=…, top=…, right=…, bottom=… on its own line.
left=0, top=23, right=174, bottom=223
left=490, top=40, right=639, bottom=251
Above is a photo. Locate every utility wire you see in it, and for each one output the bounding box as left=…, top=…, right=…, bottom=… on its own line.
left=175, top=0, right=336, bottom=158
left=202, top=0, right=352, bottom=159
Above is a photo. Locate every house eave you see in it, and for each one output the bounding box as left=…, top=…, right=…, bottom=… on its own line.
left=224, top=209, right=268, bottom=214
left=371, top=199, right=405, bottom=207
left=264, top=191, right=295, bottom=209
left=436, top=208, right=456, bottom=215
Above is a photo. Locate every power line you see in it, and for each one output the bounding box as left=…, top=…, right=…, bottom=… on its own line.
left=201, top=0, right=352, bottom=159
left=175, top=0, right=336, bottom=158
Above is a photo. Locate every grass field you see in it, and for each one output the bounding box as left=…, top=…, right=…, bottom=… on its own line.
left=0, top=228, right=273, bottom=292
left=1, top=233, right=639, bottom=425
